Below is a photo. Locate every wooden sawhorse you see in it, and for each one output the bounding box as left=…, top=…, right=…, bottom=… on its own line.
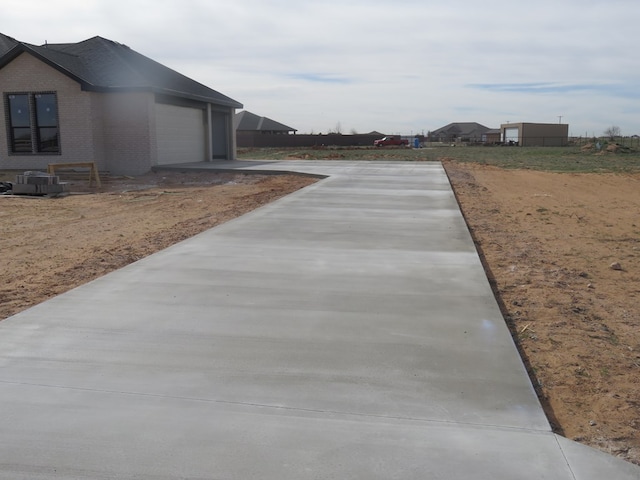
left=47, top=162, right=102, bottom=187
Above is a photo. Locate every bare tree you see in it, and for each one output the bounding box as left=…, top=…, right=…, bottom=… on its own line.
left=604, top=125, right=621, bottom=140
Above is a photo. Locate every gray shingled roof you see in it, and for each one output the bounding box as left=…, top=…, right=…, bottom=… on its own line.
left=235, top=111, right=296, bottom=132
left=430, top=122, right=491, bottom=138
left=0, top=34, right=242, bottom=108
left=0, top=33, right=19, bottom=56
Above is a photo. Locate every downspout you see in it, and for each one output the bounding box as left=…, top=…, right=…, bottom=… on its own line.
left=229, top=108, right=237, bottom=160
left=206, top=103, right=213, bottom=162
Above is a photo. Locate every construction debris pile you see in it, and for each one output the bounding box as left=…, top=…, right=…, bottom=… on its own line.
left=5, top=171, right=69, bottom=196
left=580, top=142, right=635, bottom=154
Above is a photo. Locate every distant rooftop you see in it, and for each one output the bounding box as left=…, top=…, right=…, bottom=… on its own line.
left=235, top=111, right=296, bottom=133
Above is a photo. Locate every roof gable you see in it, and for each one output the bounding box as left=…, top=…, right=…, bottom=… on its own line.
left=235, top=111, right=296, bottom=132
left=431, top=122, right=491, bottom=136
left=0, top=34, right=242, bottom=108
left=0, top=33, right=19, bottom=56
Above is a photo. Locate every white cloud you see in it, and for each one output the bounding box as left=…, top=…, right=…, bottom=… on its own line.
left=3, top=0, right=639, bottom=135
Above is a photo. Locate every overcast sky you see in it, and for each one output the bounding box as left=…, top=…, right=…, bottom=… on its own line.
left=3, top=0, right=639, bottom=136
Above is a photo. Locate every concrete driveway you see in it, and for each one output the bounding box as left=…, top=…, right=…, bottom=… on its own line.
left=1, top=160, right=638, bottom=479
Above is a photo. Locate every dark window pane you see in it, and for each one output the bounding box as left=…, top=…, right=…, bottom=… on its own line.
left=8, top=94, right=30, bottom=127
left=35, top=93, right=58, bottom=127
left=11, top=127, right=33, bottom=152
left=37, top=127, right=59, bottom=152
left=6, top=92, right=60, bottom=154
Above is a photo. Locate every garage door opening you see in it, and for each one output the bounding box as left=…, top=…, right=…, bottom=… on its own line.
left=504, top=127, right=519, bottom=145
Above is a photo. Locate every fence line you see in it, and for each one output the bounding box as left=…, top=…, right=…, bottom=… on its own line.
left=237, top=132, right=386, bottom=148
left=237, top=132, right=640, bottom=149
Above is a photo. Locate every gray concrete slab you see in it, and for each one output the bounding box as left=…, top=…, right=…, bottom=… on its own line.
left=1, top=160, right=638, bottom=479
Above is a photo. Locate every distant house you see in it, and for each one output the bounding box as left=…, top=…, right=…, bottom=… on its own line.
left=428, top=122, right=491, bottom=143
left=235, top=110, right=298, bottom=148
left=235, top=110, right=296, bottom=135
left=500, top=123, right=569, bottom=146
left=482, top=129, right=501, bottom=144
left=0, top=33, right=242, bottom=175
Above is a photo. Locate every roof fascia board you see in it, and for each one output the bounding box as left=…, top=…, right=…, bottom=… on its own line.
left=0, top=44, right=93, bottom=88
left=81, top=84, right=242, bottom=109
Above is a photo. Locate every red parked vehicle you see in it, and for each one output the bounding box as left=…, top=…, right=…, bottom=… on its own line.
left=373, top=135, right=409, bottom=147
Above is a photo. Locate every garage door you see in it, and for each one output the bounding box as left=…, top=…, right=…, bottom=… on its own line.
left=504, top=127, right=519, bottom=144
left=155, top=104, right=205, bottom=165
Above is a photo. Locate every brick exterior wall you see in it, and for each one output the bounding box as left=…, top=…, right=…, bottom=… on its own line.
left=0, top=53, right=159, bottom=175
left=0, top=53, right=98, bottom=171
left=99, top=91, right=156, bottom=175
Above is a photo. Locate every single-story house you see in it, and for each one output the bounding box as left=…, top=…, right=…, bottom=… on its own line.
left=235, top=111, right=296, bottom=134
left=500, top=123, right=569, bottom=146
left=0, top=33, right=242, bottom=175
left=428, top=122, right=491, bottom=143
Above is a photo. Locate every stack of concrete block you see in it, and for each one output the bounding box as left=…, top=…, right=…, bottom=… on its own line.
left=12, top=171, right=69, bottom=195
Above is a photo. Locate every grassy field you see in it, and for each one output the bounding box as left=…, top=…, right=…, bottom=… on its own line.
left=238, top=145, right=640, bottom=173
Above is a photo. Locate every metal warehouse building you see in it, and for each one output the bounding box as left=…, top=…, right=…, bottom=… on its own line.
left=500, top=123, right=569, bottom=146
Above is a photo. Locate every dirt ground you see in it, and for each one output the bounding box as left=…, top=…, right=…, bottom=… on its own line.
left=443, top=161, right=640, bottom=465
left=1, top=164, right=639, bottom=465
left=0, top=170, right=316, bottom=321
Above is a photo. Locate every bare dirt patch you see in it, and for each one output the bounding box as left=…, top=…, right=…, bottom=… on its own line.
left=2, top=161, right=639, bottom=465
left=0, top=170, right=316, bottom=320
left=444, top=161, right=640, bottom=465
